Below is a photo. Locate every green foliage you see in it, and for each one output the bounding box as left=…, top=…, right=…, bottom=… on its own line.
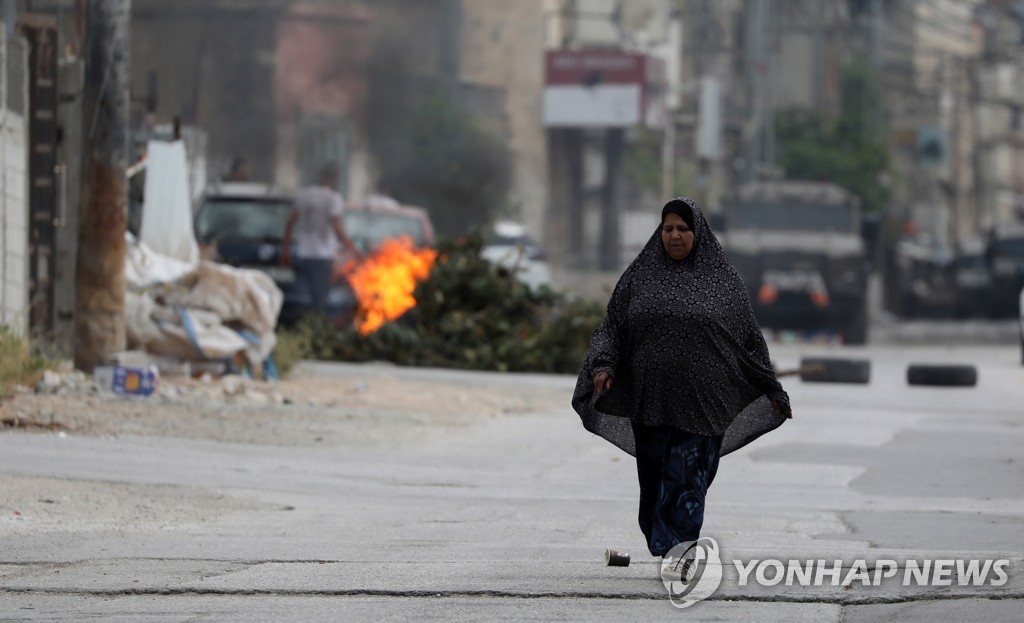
left=776, top=62, right=891, bottom=213
left=272, top=325, right=314, bottom=379
left=0, top=326, right=50, bottom=399
left=625, top=129, right=691, bottom=198
left=625, top=130, right=664, bottom=194
left=315, top=235, right=605, bottom=374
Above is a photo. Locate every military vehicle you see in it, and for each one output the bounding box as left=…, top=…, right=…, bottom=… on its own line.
left=719, top=181, right=869, bottom=344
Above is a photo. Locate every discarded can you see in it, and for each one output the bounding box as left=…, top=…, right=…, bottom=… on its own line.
left=605, top=549, right=630, bottom=567
left=93, top=365, right=160, bottom=397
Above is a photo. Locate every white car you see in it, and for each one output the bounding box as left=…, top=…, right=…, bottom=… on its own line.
left=481, top=221, right=554, bottom=292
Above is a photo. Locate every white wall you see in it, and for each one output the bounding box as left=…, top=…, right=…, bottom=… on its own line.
left=1, top=34, right=29, bottom=335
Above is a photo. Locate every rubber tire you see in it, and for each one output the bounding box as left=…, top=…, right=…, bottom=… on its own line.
left=800, top=357, right=871, bottom=384
left=906, top=364, right=978, bottom=387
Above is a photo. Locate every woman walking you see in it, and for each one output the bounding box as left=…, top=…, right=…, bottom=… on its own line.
left=572, top=197, right=792, bottom=570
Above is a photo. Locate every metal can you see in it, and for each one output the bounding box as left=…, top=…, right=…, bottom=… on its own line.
left=605, top=549, right=630, bottom=567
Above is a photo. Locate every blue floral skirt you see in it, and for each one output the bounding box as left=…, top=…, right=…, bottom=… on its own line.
left=632, top=421, right=723, bottom=557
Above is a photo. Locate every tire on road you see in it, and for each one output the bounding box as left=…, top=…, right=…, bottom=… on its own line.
left=799, top=357, right=871, bottom=384
left=906, top=364, right=978, bottom=387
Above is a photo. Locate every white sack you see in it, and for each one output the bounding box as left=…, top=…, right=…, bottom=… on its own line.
left=125, top=292, right=163, bottom=347
left=148, top=309, right=251, bottom=361
left=169, top=262, right=283, bottom=337
left=140, top=140, right=200, bottom=265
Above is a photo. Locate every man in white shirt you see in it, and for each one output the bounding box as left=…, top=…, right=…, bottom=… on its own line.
left=281, top=161, right=360, bottom=316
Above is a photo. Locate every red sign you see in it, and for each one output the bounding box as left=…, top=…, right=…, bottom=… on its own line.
left=545, top=50, right=645, bottom=86
left=543, top=50, right=664, bottom=128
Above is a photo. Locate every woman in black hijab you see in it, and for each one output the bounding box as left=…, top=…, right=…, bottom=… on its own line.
left=572, top=197, right=792, bottom=561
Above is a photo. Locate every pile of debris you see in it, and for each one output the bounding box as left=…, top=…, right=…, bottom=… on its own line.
left=123, top=137, right=282, bottom=382
left=124, top=234, right=282, bottom=382
left=318, top=235, right=605, bottom=374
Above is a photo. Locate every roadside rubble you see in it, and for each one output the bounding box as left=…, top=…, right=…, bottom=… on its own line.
left=2, top=366, right=309, bottom=440
left=25, top=367, right=292, bottom=407
left=0, top=363, right=568, bottom=448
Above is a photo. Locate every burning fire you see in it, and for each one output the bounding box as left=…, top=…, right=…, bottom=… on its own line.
left=342, top=236, right=437, bottom=335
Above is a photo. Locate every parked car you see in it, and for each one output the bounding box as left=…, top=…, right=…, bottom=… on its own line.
left=481, top=221, right=553, bottom=292
left=194, top=183, right=356, bottom=326
left=987, top=223, right=1024, bottom=318
left=953, top=238, right=993, bottom=318
left=889, top=232, right=956, bottom=319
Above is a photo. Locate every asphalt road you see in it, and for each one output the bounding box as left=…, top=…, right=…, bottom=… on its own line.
left=1, top=343, right=1022, bottom=622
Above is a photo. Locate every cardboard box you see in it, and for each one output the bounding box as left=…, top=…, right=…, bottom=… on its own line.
left=93, top=365, right=160, bottom=397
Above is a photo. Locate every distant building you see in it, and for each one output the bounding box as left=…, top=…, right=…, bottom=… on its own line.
left=132, top=0, right=373, bottom=196
left=133, top=0, right=549, bottom=246
left=974, top=0, right=1024, bottom=233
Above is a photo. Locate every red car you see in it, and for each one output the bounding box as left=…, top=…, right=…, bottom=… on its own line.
left=341, top=197, right=436, bottom=255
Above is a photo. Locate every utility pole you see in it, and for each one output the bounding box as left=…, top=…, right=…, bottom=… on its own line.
left=763, top=0, right=776, bottom=170
left=660, top=5, right=682, bottom=201
left=745, top=0, right=770, bottom=181
left=864, top=0, right=885, bottom=145
left=74, top=0, right=131, bottom=371
left=812, top=0, right=824, bottom=115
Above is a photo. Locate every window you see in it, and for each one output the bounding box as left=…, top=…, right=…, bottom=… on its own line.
left=995, top=238, right=1024, bottom=257
left=729, top=201, right=854, bottom=232
left=195, top=199, right=293, bottom=241
left=342, top=212, right=426, bottom=250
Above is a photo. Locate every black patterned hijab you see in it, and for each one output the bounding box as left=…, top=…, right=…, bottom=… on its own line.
left=571, top=197, right=790, bottom=456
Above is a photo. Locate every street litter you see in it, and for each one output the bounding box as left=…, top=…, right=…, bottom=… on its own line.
left=605, top=549, right=630, bottom=567
left=93, top=365, right=160, bottom=397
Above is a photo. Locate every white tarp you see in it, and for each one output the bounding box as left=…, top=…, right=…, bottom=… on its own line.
left=140, top=140, right=200, bottom=265
left=126, top=296, right=253, bottom=361
left=170, top=262, right=282, bottom=338
left=125, top=233, right=195, bottom=290
left=125, top=237, right=283, bottom=366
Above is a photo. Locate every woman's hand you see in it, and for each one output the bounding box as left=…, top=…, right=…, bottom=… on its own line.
left=770, top=399, right=793, bottom=419
left=593, top=371, right=613, bottom=395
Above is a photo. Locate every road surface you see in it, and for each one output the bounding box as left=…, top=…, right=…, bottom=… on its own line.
left=1, top=343, right=1022, bottom=621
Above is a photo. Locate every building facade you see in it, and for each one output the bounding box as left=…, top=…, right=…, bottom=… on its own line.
left=0, top=30, right=29, bottom=335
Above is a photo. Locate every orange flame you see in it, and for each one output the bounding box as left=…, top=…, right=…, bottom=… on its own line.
left=342, top=236, right=437, bottom=335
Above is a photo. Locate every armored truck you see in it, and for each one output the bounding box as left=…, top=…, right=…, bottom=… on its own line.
left=719, top=181, right=869, bottom=344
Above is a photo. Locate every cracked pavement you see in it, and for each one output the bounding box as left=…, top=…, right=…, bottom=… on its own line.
left=1, top=344, right=1023, bottom=621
